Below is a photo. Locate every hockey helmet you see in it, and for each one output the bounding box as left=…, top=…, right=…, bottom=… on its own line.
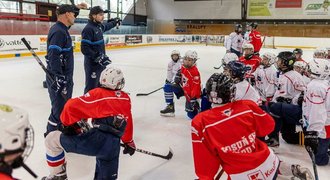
left=222, top=53, right=238, bottom=66
left=261, top=52, right=277, bottom=67
left=184, top=50, right=198, bottom=61
left=293, top=48, right=303, bottom=55
left=307, top=58, right=330, bottom=80
left=247, top=22, right=258, bottom=29
left=171, top=50, right=180, bottom=56
left=242, top=43, right=254, bottom=51
left=225, top=61, right=250, bottom=81
left=0, top=104, right=34, bottom=165
left=235, top=24, right=243, bottom=32
left=277, top=51, right=296, bottom=71
left=205, top=73, right=234, bottom=104
left=313, top=47, right=328, bottom=59
left=293, top=61, right=307, bottom=69
left=99, top=66, right=125, bottom=90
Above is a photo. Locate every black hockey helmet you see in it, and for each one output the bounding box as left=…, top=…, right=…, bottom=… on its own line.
left=205, top=73, right=234, bottom=104
left=251, top=22, right=258, bottom=29
left=277, top=51, right=296, bottom=71
left=235, top=24, right=243, bottom=32
left=225, top=61, right=250, bottom=81
left=293, top=48, right=303, bottom=55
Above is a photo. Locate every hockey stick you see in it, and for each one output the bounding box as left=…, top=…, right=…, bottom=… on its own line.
left=214, top=65, right=222, bottom=70
left=136, top=87, right=163, bottom=96
left=215, top=169, right=225, bottom=180
left=120, top=144, right=173, bottom=160
left=21, top=38, right=67, bottom=100
left=22, top=162, right=38, bottom=178
left=305, top=146, right=319, bottom=180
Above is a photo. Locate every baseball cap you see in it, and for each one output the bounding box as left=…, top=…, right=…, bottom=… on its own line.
left=89, top=6, right=110, bottom=15
left=57, top=4, right=77, bottom=15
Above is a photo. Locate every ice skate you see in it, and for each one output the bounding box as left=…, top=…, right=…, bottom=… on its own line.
left=160, top=103, right=175, bottom=117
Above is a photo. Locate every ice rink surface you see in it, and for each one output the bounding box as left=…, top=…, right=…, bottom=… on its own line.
left=0, top=45, right=329, bottom=180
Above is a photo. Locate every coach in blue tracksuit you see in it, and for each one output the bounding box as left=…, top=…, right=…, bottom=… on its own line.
left=81, top=6, right=121, bottom=93
left=45, top=3, right=86, bottom=135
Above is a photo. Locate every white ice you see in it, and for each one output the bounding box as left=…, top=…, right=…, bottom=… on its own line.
left=0, top=45, right=328, bottom=180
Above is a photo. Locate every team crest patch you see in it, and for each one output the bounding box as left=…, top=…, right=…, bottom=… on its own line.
left=222, top=108, right=232, bottom=117
left=248, top=170, right=266, bottom=180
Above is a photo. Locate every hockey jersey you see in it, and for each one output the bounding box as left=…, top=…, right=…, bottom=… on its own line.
left=239, top=55, right=261, bottom=75
left=181, top=65, right=201, bottom=101
left=249, top=29, right=262, bottom=52
left=60, top=88, right=133, bottom=143
left=254, top=65, right=278, bottom=101
left=272, top=70, right=306, bottom=104
left=225, top=32, right=243, bottom=53
left=303, top=79, right=330, bottom=139
left=192, top=100, right=279, bottom=180
left=167, top=59, right=182, bottom=82
left=233, top=80, right=261, bottom=105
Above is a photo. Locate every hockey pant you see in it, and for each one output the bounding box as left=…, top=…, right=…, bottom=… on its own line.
left=201, top=88, right=212, bottom=112
left=315, top=138, right=330, bottom=165
left=268, top=102, right=304, bottom=145
left=45, top=128, right=120, bottom=180
left=163, top=83, right=184, bottom=104
left=46, top=77, right=73, bottom=135
left=84, top=63, right=105, bottom=94
left=230, top=48, right=241, bottom=58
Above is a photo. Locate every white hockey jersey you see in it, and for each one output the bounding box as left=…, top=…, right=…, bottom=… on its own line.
left=272, top=70, right=306, bottom=104
left=225, top=32, right=243, bottom=53
left=254, top=65, right=278, bottom=101
left=166, top=59, right=182, bottom=82
left=233, top=80, right=262, bottom=105
left=302, top=79, right=330, bottom=139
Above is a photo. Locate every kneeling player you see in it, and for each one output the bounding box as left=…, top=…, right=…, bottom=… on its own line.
left=42, top=66, right=135, bottom=180
left=191, top=73, right=313, bottom=180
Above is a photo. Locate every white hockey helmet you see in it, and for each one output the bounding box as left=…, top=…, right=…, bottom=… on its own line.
left=222, top=53, right=238, bottom=65
left=261, top=52, right=277, bottom=65
left=293, top=60, right=307, bottom=69
left=171, top=50, right=180, bottom=56
left=308, top=58, right=330, bottom=80
left=184, top=50, right=198, bottom=61
left=99, top=66, right=125, bottom=90
left=0, top=104, right=34, bottom=161
left=313, top=47, right=328, bottom=59
left=242, top=43, right=254, bottom=51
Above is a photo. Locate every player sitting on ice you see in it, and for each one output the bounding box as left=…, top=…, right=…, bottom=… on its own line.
left=160, top=50, right=201, bottom=119
left=42, top=66, right=135, bottom=180
left=302, top=58, right=330, bottom=166
left=239, top=43, right=262, bottom=85
left=254, top=52, right=278, bottom=105
left=160, top=50, right=182, bottom=116
left=201, top=53, right=238, bottom=111
left=0, top=104, right=35, bottom=180
left=191, top=73, right=313, bottom=180
left=223, top=61, right=261, bottom=105
left=267, top=51, right=306, bottom=147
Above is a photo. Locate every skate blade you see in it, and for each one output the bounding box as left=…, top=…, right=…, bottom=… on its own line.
left=160, top=113, right=175, bottom=117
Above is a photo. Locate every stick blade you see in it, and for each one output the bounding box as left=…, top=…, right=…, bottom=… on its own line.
left=136, top=93, right=149, bottom=96
left=165, top=147, right=174, bottom=160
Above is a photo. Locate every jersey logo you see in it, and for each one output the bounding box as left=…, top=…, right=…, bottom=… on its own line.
left=191, top=126, right=199, bottom=137
left=248, top=170, right=265, bottom=180
left=222, top=108, right=232, bottom=117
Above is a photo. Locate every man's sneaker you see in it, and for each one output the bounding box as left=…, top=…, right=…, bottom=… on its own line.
left=265, top=137, right=279, bottom=147
left=291, top=164, right=314, bottom=180
left=160, top=103, right=175, bottom=117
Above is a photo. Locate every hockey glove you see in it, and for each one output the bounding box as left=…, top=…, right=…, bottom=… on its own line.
left=123, top=140, right=136, bottom=156
left=108, top=17, right=121, bottom=25
left=185, top=99, right=200, bottom=112
left=304, top=131, right=319, bottom=154
left=95, top=54, right=111, bottom=67
left=59, top=123, right=81, bottom=136
left=297, top=91, right=304, bottom=107
left=173, top=69, right=182, bottom=85
left=51, top=75, right=67, bottom=94
left=93, top=115, right=127, bottom=137
left=165, top=79, right=171, bottom=84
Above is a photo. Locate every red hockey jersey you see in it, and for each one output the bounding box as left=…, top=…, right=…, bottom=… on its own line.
left=60, top=88, right=133, bottom=143
left=249, top=30, right=262, bottom=52
left=191, top=100, right=278, bottom=180
left=181, top=65, right=201, bottom=101
left=239, top=55, right=261, bottom=75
